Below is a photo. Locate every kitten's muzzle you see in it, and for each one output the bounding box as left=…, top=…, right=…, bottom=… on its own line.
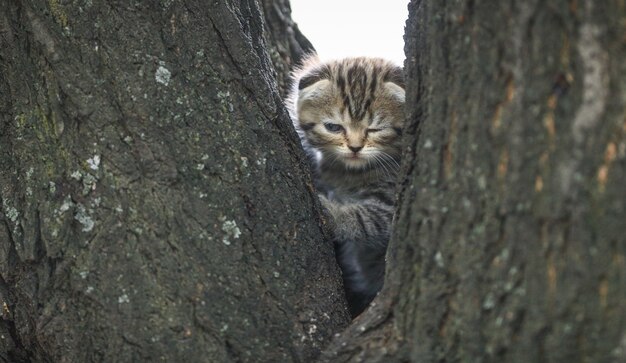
left=348, top=145, right=363, bottom=153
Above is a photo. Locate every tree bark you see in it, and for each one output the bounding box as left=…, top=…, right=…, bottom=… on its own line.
left=260, top=0, right=315, bottom=96
left=2, top=0, right=625, bottom=362
left=322, top=1, right=626, bottom=362
left=0, top=1, right=348, bottom=362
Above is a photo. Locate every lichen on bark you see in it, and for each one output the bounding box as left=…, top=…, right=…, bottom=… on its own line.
left=0, top=1, right=348, bottom=362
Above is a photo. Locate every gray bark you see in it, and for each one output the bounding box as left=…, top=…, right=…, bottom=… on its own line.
left=0, top=1, right=349, bottom=362
left=2, top=0, right=625, bottom=362
left=322, top=1, right=626, bottom=362
left=261, top=0, right=315, bottom=96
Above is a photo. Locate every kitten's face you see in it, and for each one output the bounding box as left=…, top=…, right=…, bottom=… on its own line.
left=295, top=59, right=405, bottom=171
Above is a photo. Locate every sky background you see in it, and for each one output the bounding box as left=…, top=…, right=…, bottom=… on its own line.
left=289, top=0, right=409, bottom=65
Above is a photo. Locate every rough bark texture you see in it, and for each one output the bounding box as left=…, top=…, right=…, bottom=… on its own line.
left=2, top=0, right=625, bottom=362
left=323, top=1, right=626, bottom=362
left=261, top=0, right=315, bottom=96
left=0, top=1, right=349, bottom=362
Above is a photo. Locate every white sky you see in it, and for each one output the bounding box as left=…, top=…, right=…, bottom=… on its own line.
left=289, top=0, right=409, bottom=65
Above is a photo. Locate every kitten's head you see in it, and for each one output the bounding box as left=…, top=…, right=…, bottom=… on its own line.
left=290, top=56, right=405, bottom=171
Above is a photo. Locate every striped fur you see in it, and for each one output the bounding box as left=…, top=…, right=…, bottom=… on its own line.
left=287, top=55, right=405, bottom=316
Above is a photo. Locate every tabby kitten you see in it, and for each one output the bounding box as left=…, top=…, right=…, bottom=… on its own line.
left=287, top=55, right=405, bottom=316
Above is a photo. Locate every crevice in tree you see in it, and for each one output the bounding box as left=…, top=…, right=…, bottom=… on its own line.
left=0, top=274, right=34, bottom=363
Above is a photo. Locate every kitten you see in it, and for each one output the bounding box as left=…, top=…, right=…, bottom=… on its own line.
left=287, top=55, right=405, bottom=316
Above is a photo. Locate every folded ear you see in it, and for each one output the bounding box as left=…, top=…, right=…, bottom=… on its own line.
left=298, top=65, right=331, bottom=90
left=384, top=66, right=405, bottom=89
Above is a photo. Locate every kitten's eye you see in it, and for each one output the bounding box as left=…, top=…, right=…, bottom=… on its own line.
left=324, top=123, right=344, bottom=133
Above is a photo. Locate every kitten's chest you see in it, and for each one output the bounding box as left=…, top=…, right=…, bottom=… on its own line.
left=318, top=169, right=386, bottom=200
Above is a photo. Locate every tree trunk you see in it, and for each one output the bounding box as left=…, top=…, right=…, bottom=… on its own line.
left=0, top=1, right=349, bottom=362
left=322, top=0, right=626, bottom=362
left=260, top=0, right=315, bottom=96
left=2, top=0, right=625, bottom=362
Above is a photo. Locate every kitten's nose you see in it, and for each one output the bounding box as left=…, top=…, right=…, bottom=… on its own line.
left=348, top=145, right=363, bottom=153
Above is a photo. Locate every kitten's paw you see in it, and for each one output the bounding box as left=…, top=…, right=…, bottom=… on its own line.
left=318, top=194, right=331, bottom=209
left=317, top=194, right=337, bottom=232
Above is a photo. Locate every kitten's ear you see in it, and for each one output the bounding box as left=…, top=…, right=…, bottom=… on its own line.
left=384, top=66, right=405, bottom=89
left=383, top=66, right=406, bottom=103
left=298, top=65, right=331, bottom=90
